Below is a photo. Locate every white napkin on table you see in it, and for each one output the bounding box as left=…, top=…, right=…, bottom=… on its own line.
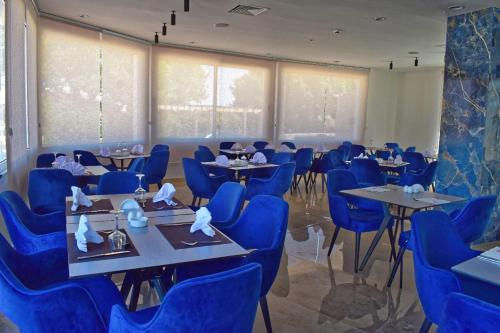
left=264, top=143, right=275, bottom=149
left=231, top=143, right=242, bottom=150
left=394, top=155, right=403, bottom=165
left=355, top=153, right=368, bottom=159
left=278, top=144, right=292, bottom=152
left=422, top=150, right=433, bottom=158
left=215, top=155, right=230, bottom=167
left=54, top=155, right=71, bottom=166
left=120, top=199, right=149, bottom=228
left=100, top=147, right=111, bottom=157
left=131, top=144, right=144, bottom=154
left=75, top=215, right=104, bottom=252
left=375, top=158, right=384, bottom=163
left=403, top=184, right=425, bottom=193
left=153, top=183, right=177, bottom=206
left=71, top=186, right=93, bottom=212
left=62, top=161, right=86, bottom=176
left=244, top=145, right=256, bottom=153
left=250, top=152, right=267, bottom=164
left=190, top=207, right=215, bottom=237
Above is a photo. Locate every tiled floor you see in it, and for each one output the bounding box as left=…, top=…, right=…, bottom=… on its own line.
left=0, top=180, right=429, bottom=332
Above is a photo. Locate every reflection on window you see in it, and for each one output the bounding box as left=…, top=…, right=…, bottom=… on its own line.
left=0, top=2, right=6, bottom=173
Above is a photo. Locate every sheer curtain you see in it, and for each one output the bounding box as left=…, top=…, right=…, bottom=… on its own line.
left=277, top=62, right=368, bottom=143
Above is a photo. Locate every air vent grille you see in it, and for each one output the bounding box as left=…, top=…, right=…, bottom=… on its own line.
left=228, top=5, right=269, bottom=16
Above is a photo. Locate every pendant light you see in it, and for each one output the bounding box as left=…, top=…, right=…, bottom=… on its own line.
left=171, top=10, right=176, bottom=25
left=389, top=61, right=393, bottom=70
left=162, top=23, right=167, bottom=35
left=414, top=57, right=419, bottom=67
left=184, top=0, right=190, bottom=12
left=154, top=32, right=159, bottom=44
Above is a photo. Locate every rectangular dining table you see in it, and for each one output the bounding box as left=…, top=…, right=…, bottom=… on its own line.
left=97, top=153, right=150, bottom=170
left=84, top=165, right=110, bottom=177
left=202, top=161, right=278, bottom=180
left=340, top=185, right=464, bottom=271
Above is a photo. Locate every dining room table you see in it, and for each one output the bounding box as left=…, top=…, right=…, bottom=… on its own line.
left=340, top=184, right=465, bottom=272
left=202, top=160, right=279, bottom=181
left=97, top=153, right=151, bottom=170
left=452, top=241, right=500, bottom=288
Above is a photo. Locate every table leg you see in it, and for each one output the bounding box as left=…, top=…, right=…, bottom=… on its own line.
left=120, top=159, right=125, bottom=170
left=359, top=202, right=392, bottom=271
left=110, top=158, right=118, bottom=169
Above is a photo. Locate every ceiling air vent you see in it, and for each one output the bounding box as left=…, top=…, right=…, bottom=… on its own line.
left=228, top=5, right=269, bottom=16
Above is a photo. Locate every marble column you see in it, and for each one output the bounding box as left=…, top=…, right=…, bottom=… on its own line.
left=436, top=7, right=499, bottom=241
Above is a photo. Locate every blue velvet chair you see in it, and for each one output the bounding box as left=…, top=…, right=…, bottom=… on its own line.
left=194, top=148, right=215, bottom=163
left=326, top=193, right=395, bottom=273
left=405, top=146, right=416, bottom=152
left=256, top=148, right=275, bottom=162
left=28, top=168, right=75, bottom=214
left=438, top=292, right=500, bottom=333
left=398, top=161, right=438, bottom=190
left=110, top=264, right=262, bottom=333
left=246, top=162, right=296, bottom=200
left=411, top=210, right=499, bottom=332
left=336, top=144, right=350, bottom=161
left=342, top=141, right=352, bottom=147
left=96, top=171, right=146, bottom=195
left=250, top=152, right=293, bottom=179
left=402, top=151, right=427, bottom=174
left=219, top=141, right=235, bottom=150
left=127, top=157, right=145, bottom=173
left=375, top=150, right=391, bottom=160
left=272, top=152, right=293, bottom=165
left=253, top=141, right=268, bottom=150
left=387, top=195, right=497, bottom=289
left=348, top=144, right=366, bottom=160
left=328, top=150, right=349, bottom=169
left=392, top=146, right=404, bottom=158
left=281, top=141, right=296, bottom=149
left=385, top=142, right=399, bottom=150
left=73, top=150, right=117, bottom=171
left=151, top=144, right=169, bottom=153
left=143, top=150, right=169, bottom=189
left=349, top=158, right=386, bottom=187
left=0, top=191, right=66, bottom=254
left=198, top=145, right=211, bottom=151
left=292, top=148, right=313, bottom=193
left=206, top=182, right=246, bottom=232
left=0, top=232, right=124, bottom=333
left=183, top=158, right=229, bottom=207
left=167, top=195, right=289, bottom=333
left=36, top=153, right=66, bottom=168
left=309, top=154, right=331, bottom=192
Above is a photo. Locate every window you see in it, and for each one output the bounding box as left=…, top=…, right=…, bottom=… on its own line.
left=152, top=48, right=274, bottom=141
left=277, top=63, right=368, bottom=143
left=0, top=1, right=6, bottom=173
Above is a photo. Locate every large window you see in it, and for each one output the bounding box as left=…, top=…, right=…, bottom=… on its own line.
left=278, top=63, right=368, bottom=143
left=153, top=48, right=274, bottom=141
left=0, top=1, right=5, bottom=173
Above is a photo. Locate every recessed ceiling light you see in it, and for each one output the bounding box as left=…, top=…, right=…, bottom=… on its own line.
left=214, top=23, right=230, bottom=28
left=448, top=5, right=465, bottom=11
left=408, top=51, right=419, bottom=55
left=374, top=16, right=387, bottom=22
left=79, top=14, right=90, bottom=18
left=331, top=29, right=344, bottom=34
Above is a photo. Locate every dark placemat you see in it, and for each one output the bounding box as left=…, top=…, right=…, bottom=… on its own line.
left=66, top=199, right=114, bottom=216
left=142, top=197, right=188, bottom=212
left=156, top=223, right=232, bottom=249
left=67, top=229, right=139, bottom=263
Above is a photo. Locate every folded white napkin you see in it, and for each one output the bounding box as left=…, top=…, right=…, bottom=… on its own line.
left=355, top=153, right=368, bottom=159
left=71, top=186, right=93, bottom=212
left=231, top=143, right=243, bottom=150
left=153, top=183, right=177, bottom=206
left=250, top=152, right=267, bottom=164
left=55, top=155, right=71, bottom=166
left=190, top=207, right=215, bottom=237
left=62, top=161, right=86, bottom=176
left=244, top=145, right=256, bottom=153
left=394, top=155, right=403, bottom=165
left=215, top=155, right=230, bottom=167
left=422, top=150, right=433, bottom=157
left=131, top=144, right=144, bottom=154
left=120, top=199, right=148, bottom=228
left=75, top=215, right=104, bottom=252
left=403, top=184, right=425, bottom=193
left=264, top=143, right=275, bottom=149
left=100, top=147, right=111, bottom=157
left=278, top=144, right=292, bottom=152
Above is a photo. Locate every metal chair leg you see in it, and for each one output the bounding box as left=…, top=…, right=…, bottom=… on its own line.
left=419, top=317, right=432, bottom=333
left=354, top=232, right=361, bottom=273
left=327, top=226, right=340, bottom=256
left=191, top=196, right=197, bottom=206
left=260, top=296, right=273, bottom=333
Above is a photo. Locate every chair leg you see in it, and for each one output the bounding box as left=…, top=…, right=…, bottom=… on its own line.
left=197, top=197, right=202, bottom=207
left=387, top=242, right=407, bottom=287
left=260, top=296, right=273, bottom=333
left=321, top=173, right=325, bottom=193
left=191, top=196, right=197, bottom=206
left=120, top=273, right=133, bottom=300
left=327, top=226, right=340, bottom=256
left=157, top=182, right=162, bottom=190
left=399, top=250, right=404, bottom=289
left=354, top=232, right=361, bottom=273
left=419, top=317, right=432, bottom=333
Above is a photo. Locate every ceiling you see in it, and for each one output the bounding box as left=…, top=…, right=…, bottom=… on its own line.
left=36, top=0, right=498, bottom=69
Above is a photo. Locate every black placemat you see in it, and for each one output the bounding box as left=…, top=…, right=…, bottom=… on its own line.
left=156, top=223, right=231, bottom=249
left=141, top=197, right=188, bottom=212
left=66, top=199, right=114, bottom=216
left=67, top=229, right=139, bottom=263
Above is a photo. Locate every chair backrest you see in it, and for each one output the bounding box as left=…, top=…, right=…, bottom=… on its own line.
left=326, top=194, right=351, bottom=230
left=96, top=171, right=144, bottom=195
left=0, top=191, right=36, bottom=253
left=256, top=148, right=275, bottom=162
left=437, top=293, right=500, bottom=333
left=270, top=162, right=296, bottom=195
left=349, top=158, right=384, bottom=185
left=28, top=169, right=74, bottom=214
left=280, top=141, right=296, bottom=149
left=36, top=153, right=66, bottom=168
left=327, top=170, right=359, bottom=195
left=405, top=146, right=416, bottom=152
left=293, top=148, right=313, bottom=175
left=375, top=150, right=391, bottom=160
left=402, top=151, right=427, bottom=172
left=385, top=142, right=399, bottom=149
left=198, top=145, right=210, bottom=151
left=225, top=195, right=289, bottom=296
left=327, top=150, right=347, bottom=169
left=206, top=182, right=246, bottom=228
left=194, top=149, right=215, bottom=162
left=336, top=144, right=350, bottom=161
left=253, top=141, right=268, bottom=150
left=127, top=157, right=145, bottom=173
left=182, top=158, right=215, bottom=198
left=219, top=141, right=235, bottom=150
left=73, top=150, right=100, bottom=166
left=143, top=150, right=170, bottom=184
left=271, top=152, right=293, bottom=165
left=349, top=144, right=366, bottom=159
left=342, top=141, right=352, bottom=147
left=399, top=161, right=438, bottom=189
left=452, top=195, right=497, bottom=244
left=109, top=264, right=262, bottom=333
left=151, top=144, right=169, bottom=153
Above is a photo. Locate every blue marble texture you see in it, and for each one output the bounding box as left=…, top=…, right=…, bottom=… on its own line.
left=436, top=7, right=499, bottom=242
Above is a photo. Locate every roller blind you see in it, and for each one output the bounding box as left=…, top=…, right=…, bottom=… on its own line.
left=277, top=63, right=368, bottom=143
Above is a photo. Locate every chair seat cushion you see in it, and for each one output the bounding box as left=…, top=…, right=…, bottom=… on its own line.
left=347, top=209, right=389, bottom=232
left=128, top=305, right=159, bottom=324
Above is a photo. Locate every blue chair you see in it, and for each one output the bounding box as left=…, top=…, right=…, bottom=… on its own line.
left=399, top=161, right=438, bottom=190
left=292, top=148, right=313, bottom=193
left=326, top=170, right=382, bottom=211
left=342, top=141, right=352, bottom=147
left=110, top=264, right=262, bottom=333
left=73, top=150, right=117, bottom=171
left=349, top=144, right=366, bottom=160
left=438, top=292, right=500, bottom=333
left=96, top=171, right=146, bottom=195
left=194, top=149, right=215, bottom=162
left=250, top=152, right=292, bottom=179
left=253, top=141, right=268, bottom=150
left=183, top=158, right=229, bottom=206
left=219, top=141, right=235, bottom=150
left=405, top=146, right=416, bottom=152
left=272, top=152, right=293, bottom=165
left=281, top=141, right=296, bottom=149
left=0, top=191, right=66, bottom=254
left=127, top=157, right=145, bottom=173
left=328, top=150, right=349, bottom=169
left=326, top=193, right=395, bottom=273
left=207, top=182, right=246, bottom=232
left=36, top=153, right=66, bottom=168
left=336, top=144, right=350, bottom=161
left=392, top=146, right=404, bottom=159
left=410, top=210, right=499, bottom=332
left=198, top=145, right=211, bottom=151
left=375, top=150, right=391, bottom=160
left=151, top=144, right=169, bottom=153
left=385, top=142, right=399, bottom=150
left=349, top=158, right=386, bottom=187
left=143, top=150, right=169, bottom=189
left=0, top=232, right=124, bottom=333
left=256, top=148, right=275, bottom=162
left=167, top=195, right=289, bottom=333
left=246, top=162, right=296, bottom=200
left=402, top=151, right=427, bottom=174
left=28, top=168, right=75, bottom=214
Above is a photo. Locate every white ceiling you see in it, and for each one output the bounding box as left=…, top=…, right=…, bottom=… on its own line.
left=36, top=0, right=498, bottom=69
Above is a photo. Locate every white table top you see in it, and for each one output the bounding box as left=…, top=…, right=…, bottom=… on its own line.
left=340, top=185, right=464, bottom=209
left=452, top=256, right=500, bottom=287
left=84, top=165, right=110, bottom=176
left=378, top=161, right=410, bottom=169
left=219, top=149, right=247, bottom=155
left=97, top=153, right=150, bottom=160
left=203, top=161, right=278, bottom=171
